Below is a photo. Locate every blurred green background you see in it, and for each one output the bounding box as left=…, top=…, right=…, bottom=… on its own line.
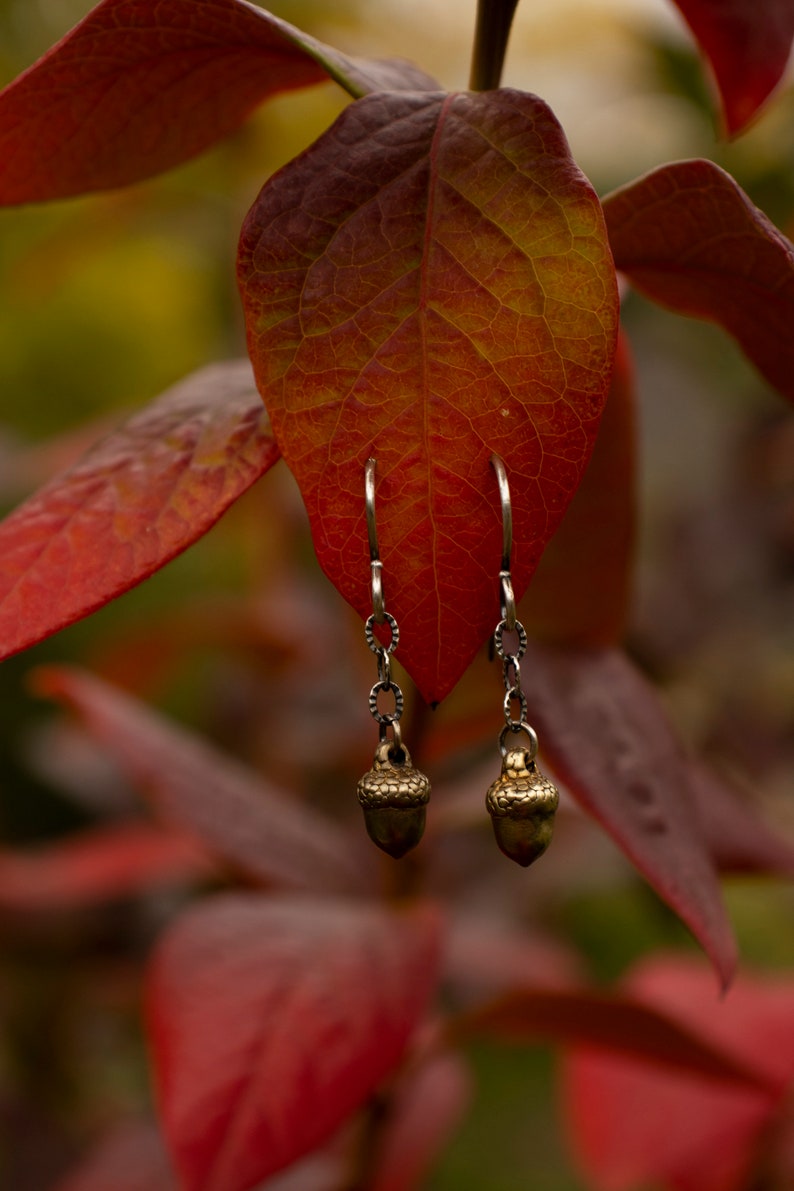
left=0, top=1, right=793, bottom=1188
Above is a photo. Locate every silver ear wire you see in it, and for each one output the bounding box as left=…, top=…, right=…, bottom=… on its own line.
left=490, top=454, right=517, bottom=631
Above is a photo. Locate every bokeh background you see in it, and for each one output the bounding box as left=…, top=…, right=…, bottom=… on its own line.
left=1, top=1, right=793, bottom=1187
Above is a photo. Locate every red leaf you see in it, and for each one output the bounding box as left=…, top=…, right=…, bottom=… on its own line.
left=0, top=823, right=212, bottom=913
left=604, top=160, right=794, bottom=403
left=669, top=0, right=794, bottom=134
left=238, top=88, right=619, bottom=704
left=0, top=361, right=278, bottom=663
left=521, top=330, right=637, bottom=647
left=454, top=983, right=776, bottom=1090
left=562, top=956, right=794, bottom=1191
left=524, top=646, right=737, bottom=985
left=33, top=665, right=373, bottom=897
left=370, top=1051, right=473, bottom=1191
left=146, top=894, right=442, bottom=1191
left=0, top=0, right=437, bottom=204
left=52, top=1120, right=175, bottom=1191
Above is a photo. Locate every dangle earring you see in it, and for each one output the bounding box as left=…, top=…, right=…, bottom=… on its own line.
left=485, top=456, right=559, bottom=867
left=356, top=458, right=431, bottom=859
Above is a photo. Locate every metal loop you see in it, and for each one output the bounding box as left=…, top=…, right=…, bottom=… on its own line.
left=365, top=612, right=399, bottom=655
left=498, top=721, right=539, bottom=759
left=378, top=718, right=403, bottom=754
left=503, top=686, right=528, bottom=728
left=494, top=618, right=527, bottom=661
left=369, top=680, right=404, bottom=725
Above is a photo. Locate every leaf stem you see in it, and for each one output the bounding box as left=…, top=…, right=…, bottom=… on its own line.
left=469, top=0, right=521, bottom=91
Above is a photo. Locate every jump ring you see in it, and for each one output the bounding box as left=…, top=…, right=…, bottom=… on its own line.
left=498, top=721, right=539, bottom=760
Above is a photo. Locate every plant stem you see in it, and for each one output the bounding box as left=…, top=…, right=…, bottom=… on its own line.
left=468, top=0, right=522, bottom=91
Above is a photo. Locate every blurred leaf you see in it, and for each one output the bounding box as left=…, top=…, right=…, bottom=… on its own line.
left=0, top=361, right=279, bottom=662
left=604, top=160, right=794, bottom=403
left=239, top=88, right=618, bottom=703
left=33, top=665, right=374, bottom=897
left=0, top=0, right=438, bottom=204
left=370, top=1051, right=473, bottom=1191
left=691, top=761, right=794, bottom=878
left=0, top=823, right=213, bottom=912
left=147, top=894, right=442, bottom=1191
left=561, top=955, right=794, bottom=1191
left=668, top=0, right=794, bottom=134
left=51, top=1119, right=176, bottom=1191
left=524, top=645, right=737, bottom=985
left=454, top=986, right=777, bottom=1090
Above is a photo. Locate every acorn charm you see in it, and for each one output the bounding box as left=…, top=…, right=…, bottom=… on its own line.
left=357, top=739, right=431, bottom=859
left=486, top=744, right=559, bottom=867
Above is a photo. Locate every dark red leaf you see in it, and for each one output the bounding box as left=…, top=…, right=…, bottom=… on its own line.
left=51, top=1120, right=175, bottom=1191
left=604, top=160, right=794, bottom=403
left=238, top=88, right=619, bottom=704
left=146, top=894, right=442, bottom=1191
left=521, top=330, right=637, bottom=647
left=669, top=0, right=794, bottom=134
left=0, top=823, right=212, bottom=913
left=370, top=1051, right=473, bottom=1191
left=562, top=956, right=794, bottom=1191
left=454, top=986, right=776, bottom=1091
left=691, top=761, right=794, bottom=878
left=33, top=665, right=374, bottom=897
left=0, top=0, right=437, bottom=204
left=523, top=645, right=737, bottom=985
left=0, top=361, right=278, bottom=663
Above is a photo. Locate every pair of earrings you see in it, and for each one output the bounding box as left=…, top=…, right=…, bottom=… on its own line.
left=356, top=457, right=559, bottom=866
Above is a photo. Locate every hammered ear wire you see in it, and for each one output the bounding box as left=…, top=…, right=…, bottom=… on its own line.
left=356, top=459, right=431, bottom=859
left=486, top=456, right=559, bottom=867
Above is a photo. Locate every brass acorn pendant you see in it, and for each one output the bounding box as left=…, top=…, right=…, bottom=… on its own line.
left=357, top=739, right=431, bottom=859
left=486, top=743, right=559, bottom=867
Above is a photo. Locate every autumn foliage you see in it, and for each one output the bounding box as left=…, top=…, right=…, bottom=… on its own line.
left=0, top=0, right=793, bottom=1188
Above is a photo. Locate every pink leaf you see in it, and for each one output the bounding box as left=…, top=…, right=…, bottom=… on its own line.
left=33, top=665, right=373, bottom=897
left=146, top=894, right=442, bottom=1191
left=0, top=0, right=437, bottom=204
left=604, top=160, right=794, bottom=403
left=51, top=1120, right=175, bottom=1191
left=562, top=955, right=794, bottom=1191
left=0, top=361, right=279, bottom=662
left=0, top=823, right=212, bottom=913
left=524, top=645, right=737, bottom=985
left=453, top=985, right=775, bottom=1090
left=370, top=1051, right=473, bottom=1191
left=669, top=0, right=794, bottom=134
